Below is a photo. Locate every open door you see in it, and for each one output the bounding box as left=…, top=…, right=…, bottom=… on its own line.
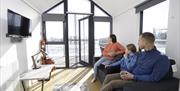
left=79, top=17, right=90, bottom=66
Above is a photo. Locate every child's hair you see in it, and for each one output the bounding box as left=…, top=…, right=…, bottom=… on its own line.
left=126, top=44, right=137, bottom=53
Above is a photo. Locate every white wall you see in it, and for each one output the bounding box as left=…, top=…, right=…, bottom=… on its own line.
left=113, top=8, right=139, bottom=47
left=167, top=0, right=180, bottom=79
left=0, top=0, right=41, bottom=91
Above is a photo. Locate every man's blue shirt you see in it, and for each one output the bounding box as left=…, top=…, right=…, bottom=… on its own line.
left=133, top=47, right=170, bottom=82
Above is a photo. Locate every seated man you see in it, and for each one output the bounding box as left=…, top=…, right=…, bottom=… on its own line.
left=101, top=32, right=170, bottom=91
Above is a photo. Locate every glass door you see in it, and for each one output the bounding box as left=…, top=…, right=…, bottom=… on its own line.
left=68, top=14, right=81, bottom=67
left=68, top=13, right=90, bottom=68
left=79, top=17, right=89, bottom=66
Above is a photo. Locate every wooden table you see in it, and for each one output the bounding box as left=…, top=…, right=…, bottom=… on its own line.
left=20, top=65, right=55, bottom=91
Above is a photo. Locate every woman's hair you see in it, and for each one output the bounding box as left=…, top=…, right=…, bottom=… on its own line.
left=110, top=34, right=117, bottom=43
left=126, top=44, right=137, bottom=53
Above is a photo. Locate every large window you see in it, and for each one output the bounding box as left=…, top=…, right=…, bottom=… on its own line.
left=42, top=0, right=112, bottom=67
left=43, top=2, right=66, bottom=68
left=139, top=0, right=169, bottom=54
left=45, top=21, right=65, bottom=67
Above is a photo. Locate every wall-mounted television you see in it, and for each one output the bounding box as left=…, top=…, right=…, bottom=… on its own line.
left=6, top=9, right=31, bottom=37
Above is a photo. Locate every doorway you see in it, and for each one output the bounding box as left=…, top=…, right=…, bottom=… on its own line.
left=68, top=13, right=91, bottom=68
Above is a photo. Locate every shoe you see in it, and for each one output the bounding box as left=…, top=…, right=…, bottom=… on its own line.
left=91, top=78, right=96, bottom=83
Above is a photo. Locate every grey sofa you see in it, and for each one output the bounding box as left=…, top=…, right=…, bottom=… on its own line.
left=96, top=59, right=179, bottom=91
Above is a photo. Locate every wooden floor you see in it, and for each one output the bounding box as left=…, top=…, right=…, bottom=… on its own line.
left=28, top=67, right=101, bottom=91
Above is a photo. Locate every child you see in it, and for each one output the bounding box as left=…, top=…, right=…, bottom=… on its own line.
left=105, top=43, right=137, bottom=72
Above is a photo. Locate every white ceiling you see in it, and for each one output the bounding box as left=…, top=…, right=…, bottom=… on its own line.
left=22, top=0, right=146, bottom=16
left=22, top=0, right=63, bottom=13
left=93, top=0, right=146, bottom=17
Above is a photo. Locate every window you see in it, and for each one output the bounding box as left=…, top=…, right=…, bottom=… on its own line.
left=93, top=5, right=111, bottom=57
left=94, top=6, right=108, bottom=17
left=68, top=0, right=90, bottom=13
left=94, top=22, right=110, bottom=56
left=142, top=0, right=169, bottom=54
left=42, top=0, right=112, bottom=67
left=45, top=21, right=64, bottom=42
left=46, top=45, right=65, bottom=67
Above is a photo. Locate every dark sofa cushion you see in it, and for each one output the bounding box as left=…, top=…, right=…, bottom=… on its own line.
left=112, top=59, right=179, bottom=91
left=97, top=64, right=121, bottom=83
left=121, top=78, right=179, bottom=91
left=162, top=59, right=175, bottom=80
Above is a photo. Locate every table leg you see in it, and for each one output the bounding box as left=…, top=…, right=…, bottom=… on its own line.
left=41, top=80, right=44, bottom=91
left=21, top=80, right=26, bottom=91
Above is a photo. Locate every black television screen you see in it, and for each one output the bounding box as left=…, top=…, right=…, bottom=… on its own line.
left=7, top=9, right=30, bottom=37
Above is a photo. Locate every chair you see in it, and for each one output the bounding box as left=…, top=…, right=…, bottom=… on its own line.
left=31, top=51, right=43, bottom=69
left=31, top=50, right=55, bottom=69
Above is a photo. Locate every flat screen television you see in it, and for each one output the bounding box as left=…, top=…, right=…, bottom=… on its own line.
left=7, top=9, right=31, bottom=37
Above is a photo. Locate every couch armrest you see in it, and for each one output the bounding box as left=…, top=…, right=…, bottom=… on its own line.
left=93, top=56, right=101, bottom=66
left=123, top=78, right=179, bottom=91
left=98, top=64, right=120, bottom=74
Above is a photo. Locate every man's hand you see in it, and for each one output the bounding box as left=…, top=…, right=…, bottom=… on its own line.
left=120, top=71, right=134, bottom=80
left=120, top=71, right=127, bottom=75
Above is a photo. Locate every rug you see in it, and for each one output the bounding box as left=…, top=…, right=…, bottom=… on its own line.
left=53, top=83, right=89, bottom=91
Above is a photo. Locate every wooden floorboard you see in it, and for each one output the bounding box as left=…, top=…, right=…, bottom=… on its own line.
left=28, top=67, right=101, bottom=91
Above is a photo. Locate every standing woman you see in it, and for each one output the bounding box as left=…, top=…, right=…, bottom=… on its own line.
left=91, top=34, right=125, bottom=83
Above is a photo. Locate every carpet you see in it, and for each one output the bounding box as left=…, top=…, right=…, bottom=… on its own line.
left=53, top=82, right=89, bottom=91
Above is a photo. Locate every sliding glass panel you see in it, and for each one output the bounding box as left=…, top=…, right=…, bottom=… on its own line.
left=45, top=45, right=65, bottom=67
left=94, top=22, right=110, bottom=57
left=68, top=0, right=90, bottom=13
left=94, top=6, right=108, bottom=17
left=143, top=0, right=169, bottom=54
left=45, top=21, right=64, bottom=42
left=47, top=3, right=64, bottom=14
